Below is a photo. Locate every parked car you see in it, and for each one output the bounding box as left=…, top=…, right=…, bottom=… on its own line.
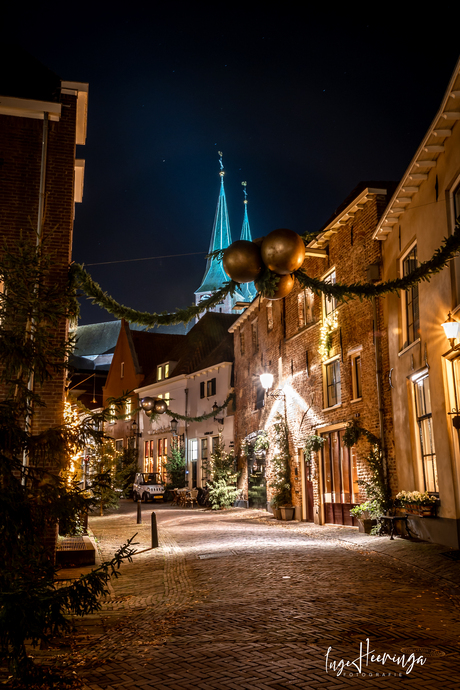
left=132, top=472, right=165, bottom=503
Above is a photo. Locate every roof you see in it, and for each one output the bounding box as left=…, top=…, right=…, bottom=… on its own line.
left=196, top=172, right=233, bottom=294
left=72, top=320, right=190, bottom=357
left=0, top=46, right=61, bottom=102
left=310, top=181, right=398, bottom=249
left=129, top=329, right=185, bottom=378
left=141, top=312, right=238, bottom=386
left=374, top=56, right=460, bottom=240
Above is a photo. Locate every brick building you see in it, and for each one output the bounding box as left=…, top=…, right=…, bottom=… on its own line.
left=231, top=183, right=397, bottom=524
left=0, top=50, right=88, bottom=435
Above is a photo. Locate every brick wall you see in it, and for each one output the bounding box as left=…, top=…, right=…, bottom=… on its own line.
left=0, top=94, right=78, bottom=436
left=233, top=192, right=395, bottom=522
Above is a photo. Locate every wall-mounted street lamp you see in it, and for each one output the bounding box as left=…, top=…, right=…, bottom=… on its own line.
left=130, top=420, right=142, bottom=438
left=170, top=418, right=179, bottom=436
left=259, top=371, right=285, bottom=400
left=140, top=396, right=168, bottom=416
left=212, top=402, right=224, bottom=425
left=442, top=312, right=460, bottom=349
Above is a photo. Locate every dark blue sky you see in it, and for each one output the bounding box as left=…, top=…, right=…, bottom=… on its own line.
left=7, top=6, right=460, bottom=324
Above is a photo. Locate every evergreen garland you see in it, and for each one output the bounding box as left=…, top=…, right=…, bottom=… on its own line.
left=71, top=221, right=460, bottom=326
left=163, top=393, right=235, bottom=423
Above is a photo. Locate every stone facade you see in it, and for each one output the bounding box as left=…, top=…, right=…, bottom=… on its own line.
left=374, top=57, right=460, bottom=548
left=231, top=185, right=396, bottom=524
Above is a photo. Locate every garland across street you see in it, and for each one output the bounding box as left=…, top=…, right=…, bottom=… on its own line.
left=70, top=221, right=460, bottom=327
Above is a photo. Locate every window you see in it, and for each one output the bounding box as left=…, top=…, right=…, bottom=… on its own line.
left=190, top=438, right=198, bottom=461
left=157, top=365, right=163, bottom=381
left=298, top=289, right=314, bottom=328
left=252, top=320, right=259, bottom=353
left=267, top=301, right=274, bottom=331
left=324, top=358, right=341, bottom=408
left=125, top=397, right=132, bottom=418
left=115, top=439, right=123, bottom=452
left=239, top=331, right=245, bottom=355
left=201, top=438, right=209, bottom=481
left=323, top=270, right=337, bottom=318
left=121, top=361, right=124, bottom=378
left=157, top=437, right=168, bottom=482
left=351, top=353, right=362, bottom=400
left=207, top=378, right=216, bottom=397
left=402, top=245, right=419, bottom=347
left=414, top=374, right=438, bottom=493
left=212, top=436, right=219, bottom=455
left=200, top=378, right=216, bottom=398
left=255, top=381, right=265, bottom=410
left=164, top=363, right=170, bottom=378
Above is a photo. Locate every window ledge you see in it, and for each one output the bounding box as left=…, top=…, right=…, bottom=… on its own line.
left=322, top=403, right=342, bottom=413
left=350, top=397, right=362, bottom=404
left=398, top=338, right=421, bottom=357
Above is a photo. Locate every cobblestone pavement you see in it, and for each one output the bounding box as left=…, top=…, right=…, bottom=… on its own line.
left=33, top=502, right=460, bottom=688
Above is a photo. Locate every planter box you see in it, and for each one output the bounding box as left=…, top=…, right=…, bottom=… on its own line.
left=358, top=518, right=377, bottom=534
left=280, top=506, right=295, bottom=521
left=272, top=507, right=282, bottom=520
left=403, top=503, right=436, bottom=518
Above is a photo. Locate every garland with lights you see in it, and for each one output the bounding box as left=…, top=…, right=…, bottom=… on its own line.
left=162, top=393, right=234, bottom=423
left=71, top=222, right=460, bottom=326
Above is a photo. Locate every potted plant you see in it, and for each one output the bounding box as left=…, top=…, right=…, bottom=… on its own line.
left=269, top=415, right=294, bottom=520
left=395, top=490, right=438, bottom=517
left=350, top=500, right=381, bottom=533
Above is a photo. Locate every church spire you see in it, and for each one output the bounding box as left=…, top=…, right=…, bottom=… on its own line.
left=240, top=181, right=252, bottom=242
left=239, top=181, right=257, bottom=302
left=195, top=152, right=234, bottom=296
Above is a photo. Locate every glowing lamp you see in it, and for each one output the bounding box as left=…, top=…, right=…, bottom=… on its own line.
left=260, top=372, right=274, bottom=391
left=442, top=313, right=460, bottom=343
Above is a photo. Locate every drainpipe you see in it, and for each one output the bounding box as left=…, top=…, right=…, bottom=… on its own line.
left=372, top=296, right=388, bottom=483
left=184, top=387, right=189, bottom=486
left=23, top=112, right=49, bottom=472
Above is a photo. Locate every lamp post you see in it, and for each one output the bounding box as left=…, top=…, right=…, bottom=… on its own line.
left=170, top=417, right=178, bottom=436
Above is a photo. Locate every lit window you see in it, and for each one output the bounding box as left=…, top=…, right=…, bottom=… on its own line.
left=351, top=353, right=362, bottom=400
left=190, top=439, right=198, bottom=461
left=201, top=438, right=208, bottom=460
left=324, top=358, right=341, bottom=408
left=401, top=245, right=419, bottom=347
left=125, top=397, right=132, bottom=417
left=157, top=365, right=163, bottom=381
left=414, top=374, right=438, bottom=493
left=164, top=363, right=170, bottom=378
left=267, top=301, right=274, bottom=331
left=298, top=289, right=314, bottom=328
left=323, top=270, right=337, bottom=318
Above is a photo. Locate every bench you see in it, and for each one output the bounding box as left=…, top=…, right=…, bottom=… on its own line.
left=378, top=515, right=413, bottom=540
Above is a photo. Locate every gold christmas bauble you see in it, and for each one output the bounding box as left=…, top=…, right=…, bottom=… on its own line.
left=261, top=228, right=305, bottom=275
left=223, top=240, right=263, bottom=283
left=256, top=273, right=295, bottom=301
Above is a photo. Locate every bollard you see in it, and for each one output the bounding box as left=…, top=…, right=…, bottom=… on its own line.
left=151, top=511, right=159, bottom=548
left=137, top=499, right=142, bottom=524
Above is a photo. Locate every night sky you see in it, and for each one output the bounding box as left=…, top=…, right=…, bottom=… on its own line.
left=6, top=7, right=460, bottom=324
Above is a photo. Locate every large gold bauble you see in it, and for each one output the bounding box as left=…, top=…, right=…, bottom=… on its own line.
left=256, top=273, right=295, bottom=301
left=223, top=240, right=263, bottom=283
left=261, top=228, right=305, bottom=275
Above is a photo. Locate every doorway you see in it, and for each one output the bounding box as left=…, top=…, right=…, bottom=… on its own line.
left=321, top=429, right=358, bottom=526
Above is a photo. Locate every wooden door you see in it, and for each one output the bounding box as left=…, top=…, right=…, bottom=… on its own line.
left=321, top=429, right=358, bottom=526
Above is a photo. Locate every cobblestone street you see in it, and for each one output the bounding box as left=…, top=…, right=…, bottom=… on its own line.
left=43, top=502, right=460, bottom=688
